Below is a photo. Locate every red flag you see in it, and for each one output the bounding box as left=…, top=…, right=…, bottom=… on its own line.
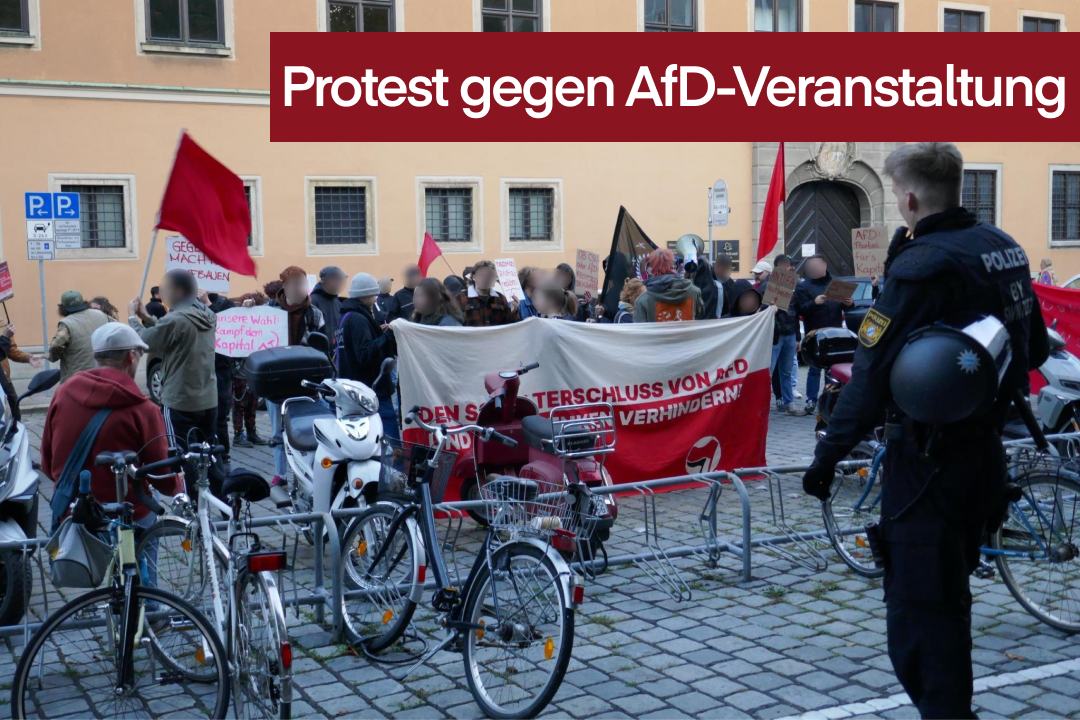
left=156, top=132, right=256, bottom=277
left=418, top=232, right=442, bottom=278
left=757, top=142, right=786, bottom=262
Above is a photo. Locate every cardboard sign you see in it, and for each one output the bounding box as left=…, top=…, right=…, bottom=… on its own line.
left=761, top=268, right=798, bottom=311
left=824, top=279, right=858, bottom=302
left=575, top=249, right=601, bottom=296
left=494, top=258, right=524, bottom=302
left=166, top=236, right=231, bottom=294
left=0, top=262, right=13, bottom=302
left=214, top=306, right=288, bottom=357
left=852, top=227, right=889, bottom=278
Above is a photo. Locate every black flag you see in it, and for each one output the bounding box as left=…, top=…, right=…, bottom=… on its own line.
left=601, top=206, right=658, bottom=317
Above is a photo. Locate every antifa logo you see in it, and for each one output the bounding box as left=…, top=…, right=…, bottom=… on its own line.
left=686, top=436, right=722, bottom=475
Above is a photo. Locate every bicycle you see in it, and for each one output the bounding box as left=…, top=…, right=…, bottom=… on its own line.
left=822, top=429, right=1080, bottom=633
left=340, top=407, right=588, bottom=719
left=135, top=442, right=293, bottom=719
left=12, top=452, right=230, bottom=719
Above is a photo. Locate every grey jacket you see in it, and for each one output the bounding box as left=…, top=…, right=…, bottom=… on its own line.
left=130, top=297, right=217, bottom=412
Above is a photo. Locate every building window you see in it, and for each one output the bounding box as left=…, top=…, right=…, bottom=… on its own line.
left=0, top=0, right=28, bottom=33
left=482, top=0, right=541, bottom=32
left=944, top=8, right=983, bottom=31
left=306, top=178, right=376, bottom=254
left=500, top=179, right=562, bottom=252
left=60, top=185, right=126, bottom=249
left=1052, top=170, right=1080, bottom=244
left=855, top=1, right=896, bottom=31
left=644, top=0, right=695, bottom=31
left=425, top=188, right=474, bottom=243
left=963, top=170, right=997, bottom=226
left=146, top=0, right=224, bottom=44
left=240, top=177, right=263, bottom=255
left=755, top=0, right=800, bottom=31
left=1023, top=16, right=1058, bottom=32
left=328, top=0, right=395, bottom=31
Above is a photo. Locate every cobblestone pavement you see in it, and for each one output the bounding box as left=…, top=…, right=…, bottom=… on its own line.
left=7, top=372, right=1080, bottom=720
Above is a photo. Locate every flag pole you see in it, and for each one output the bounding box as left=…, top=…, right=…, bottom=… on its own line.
left=439, top=254, right=459, bottom=278
left=139, top=127, right=187, bottom=301
left=138, top=229, right=159, bottom=300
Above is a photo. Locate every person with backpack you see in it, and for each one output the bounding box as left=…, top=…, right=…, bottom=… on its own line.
left=614, top=279, right=646, bottom=324
left=337, top=273, right=399, bottom=441
left=634, top=248, right=704, bottom=323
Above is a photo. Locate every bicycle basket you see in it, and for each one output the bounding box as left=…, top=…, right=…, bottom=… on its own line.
left=378, top=437, right=457, bottom=504
left=478, top=474, right=597, bottom=542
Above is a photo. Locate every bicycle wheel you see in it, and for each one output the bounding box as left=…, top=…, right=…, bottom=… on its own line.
left=462, top=542, right=573, bottom=720
left=137, top=518, right=229, bottom=624
left=230, top=570, right=292, bottom=719
left=992, top=469, right=1080, bottom=633
left=12, top=585, right=230, bottom=720
left=341, top=504, right=420, bottom=652
left=822, top=466, right=884, bottom=579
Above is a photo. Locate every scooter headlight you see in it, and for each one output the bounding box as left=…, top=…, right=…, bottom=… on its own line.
left=342, top=384, right=379, bottom=416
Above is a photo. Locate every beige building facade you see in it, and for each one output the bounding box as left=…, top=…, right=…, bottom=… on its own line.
left=0, top=0, right=1077, bottom=343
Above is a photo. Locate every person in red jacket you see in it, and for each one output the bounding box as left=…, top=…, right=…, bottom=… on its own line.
left=41, top=323, right=181, bottom=527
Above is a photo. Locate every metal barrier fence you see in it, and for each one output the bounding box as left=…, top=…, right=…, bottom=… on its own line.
left=3, top=431, right=1077, bottom=644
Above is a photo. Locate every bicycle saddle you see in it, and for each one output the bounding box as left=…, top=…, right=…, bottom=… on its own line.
left=221, top=468, right=271, bottom=504
left=95, top=451, right=138, bottom=467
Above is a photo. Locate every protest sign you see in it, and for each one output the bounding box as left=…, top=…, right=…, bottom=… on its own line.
left=214, top=306, right=288, bottom=357
left=575, top=249, right=601, bottom=297
left=396, top=310, right=774, bottom=496
left=166, top=236, right=231, bottom=293
left=494, top=258, right=524, bottom=301
left=852, top=227, right=889, bottom=277
left=824, top=279, right=858, bottom=302
left=0, top=262, right=14, bottom=303
left=761, top=268, right=798, bottom=311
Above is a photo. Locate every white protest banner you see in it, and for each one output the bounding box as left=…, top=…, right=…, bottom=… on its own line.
left=852, top=227, right=889, bottom=278
left=575, top=249, right=601, bottom=297
left=395, top=310, right=774, bottom=497
left=166, top=236, right=231, bottom=293
left=494, top=258, right=524, bottom=301
left=214, top=306, right=288, bottom=357
left=761, top=267, right=798, bottom=311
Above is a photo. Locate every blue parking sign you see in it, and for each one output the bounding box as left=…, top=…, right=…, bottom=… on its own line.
left=53, top=192, right=80, bottom=219
left=24, top=192, right=52, bottom=219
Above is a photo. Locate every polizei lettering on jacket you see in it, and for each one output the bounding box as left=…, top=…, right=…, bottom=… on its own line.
left=981, top=246, right=1029, bottom=274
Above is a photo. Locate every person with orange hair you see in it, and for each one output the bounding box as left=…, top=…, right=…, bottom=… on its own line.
left=633, top=248, right=704, bottom=323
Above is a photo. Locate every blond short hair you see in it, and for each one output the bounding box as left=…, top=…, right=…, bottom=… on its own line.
left=884, top=142, right=964, bottom=208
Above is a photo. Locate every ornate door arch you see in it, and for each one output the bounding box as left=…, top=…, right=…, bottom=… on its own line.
left=784, top=181, right=861, bottom=276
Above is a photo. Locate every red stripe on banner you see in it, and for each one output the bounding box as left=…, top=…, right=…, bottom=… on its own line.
left=271, top=33, right=1075, bottom=142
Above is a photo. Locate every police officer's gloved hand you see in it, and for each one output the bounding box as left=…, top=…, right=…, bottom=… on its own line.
left=802, top=461, right=835, bottom=502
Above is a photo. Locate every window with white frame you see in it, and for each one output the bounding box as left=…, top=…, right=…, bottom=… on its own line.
left=306, top=177, right=377, bottom=255
left=49, top=175, right=138, bottom=260
left=1051, top=167, right=1080, bottom=246
left=137, top=0, right=232, bottom=55
left=755, top=0, right=801, bottom=31
left=241, top=177, right=263, bottom=255
left=501, top=179, right=562, bottom=252
left=855, top=0, right=897, bottom=31
left=0, top=0, right=39, bottom=47
left=482, top=0, right=541, bottom=31
left=417, top=178, right=482, bottom=252
left=644, top=0, right=695, bottom=31
left=940, top=3, right=986, bottom=31
left=962, top=166, right=1000, bottom=226
left=327, top=0, right=395, bottom=31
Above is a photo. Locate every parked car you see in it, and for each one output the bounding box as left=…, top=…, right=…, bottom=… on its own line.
left=1062, top=274, right=1080, bottom=291
left=146, top=351, right=163, bottom=405
left=837, top=276, right=875, bottom=332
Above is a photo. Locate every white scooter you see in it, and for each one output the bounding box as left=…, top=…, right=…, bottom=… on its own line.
left=0, top=368, right=60, bottom=625
left=1004, top=321, right=1080, bottom=443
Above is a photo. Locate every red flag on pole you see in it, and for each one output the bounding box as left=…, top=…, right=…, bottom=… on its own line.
left=156, top=132, right=256, bottom=277
left=757, top=142, right=786, bottom=262
left=418, top=232, right=443, bottom=278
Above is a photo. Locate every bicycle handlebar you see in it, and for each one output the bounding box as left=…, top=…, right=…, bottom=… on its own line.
left=519, top=362, right=540, bottom=374
left=134, top=456, right=183, bottom=480
left=405, top=406, right=518, bottom=447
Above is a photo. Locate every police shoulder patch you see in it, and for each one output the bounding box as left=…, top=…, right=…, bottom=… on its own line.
left=859, top=308, right=891, bottom=348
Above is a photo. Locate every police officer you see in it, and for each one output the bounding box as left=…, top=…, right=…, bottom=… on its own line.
left=802, top=143, right=1049, bottom=719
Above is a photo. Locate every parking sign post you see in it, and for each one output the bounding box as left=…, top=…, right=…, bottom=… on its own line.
left=24, top=191, right=66, bottom=368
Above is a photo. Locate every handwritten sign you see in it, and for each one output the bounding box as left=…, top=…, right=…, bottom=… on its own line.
left=0, top=262, right=14, bottom=303
left=824, top=279, right=858, bottom=302
left=852, top=227, right=889, bottom=278
left=761, top=268, right=798, bottom=311
left=166, top=236, right=231, bottom=294
left=494, top=258, right=524, bottom=302
left=214, top=306, right=287, bottom=357
left=575, top=249, right=601, bottom=296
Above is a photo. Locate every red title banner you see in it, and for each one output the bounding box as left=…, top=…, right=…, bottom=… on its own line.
left=271, top=32, right=1075, bottom=141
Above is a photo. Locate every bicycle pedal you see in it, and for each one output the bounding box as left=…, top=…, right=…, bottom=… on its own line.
left=974, top=565, right=995, bottom=580
left=156, top=671, right=186, bottom=686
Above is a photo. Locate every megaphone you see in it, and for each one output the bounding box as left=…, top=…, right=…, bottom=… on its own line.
left=677, top=234, right=704, bottom=271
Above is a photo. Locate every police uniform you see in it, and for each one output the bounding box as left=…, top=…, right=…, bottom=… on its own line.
left=805, top=207, right=1049, bottom=719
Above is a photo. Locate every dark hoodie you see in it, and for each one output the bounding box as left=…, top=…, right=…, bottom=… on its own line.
left=727, top=279, right=763, bottom=317
left=310, top=283, right=344, bottom=338
left=793, top=272, right=846, bottom=332
left=633, top=275, right=704, bottom=323
left=40, top=368, right=178, bottom=520
left=130, top=296, right=217, bottom=411
left=336, top=299, right=397, bottom=396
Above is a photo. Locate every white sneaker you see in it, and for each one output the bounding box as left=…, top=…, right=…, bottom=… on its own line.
left=795, top=390, right=804, bottom=399
left=785, top=404, right=807, bottom=417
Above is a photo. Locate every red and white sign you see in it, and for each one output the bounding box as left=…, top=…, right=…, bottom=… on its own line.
left=852, top=227, right=889, bottom=278
left=494, top=258, right=524, bottom=302
left=214, top=306, right=288, bottom=357
left=166, top=236, right=231, bottom=294
left=575, top=249, right=601, bottom=297
left=0, top=262, right=14, bottom=303
left=1032, top=284, right=1080, bottom=393
left=395, top=311, right=774, bottom=490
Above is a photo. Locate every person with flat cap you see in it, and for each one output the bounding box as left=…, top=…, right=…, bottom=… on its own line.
left=48, top=290, right=113, bottom=383
left=802, top=142, right=1049, bottom=719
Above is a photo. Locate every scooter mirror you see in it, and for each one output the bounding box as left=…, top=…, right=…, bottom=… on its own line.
left=25, top=369, right=60, bottom=396
left=306, top=332, right=331, bottom=356
left=499, top=371, right=517, bottom=379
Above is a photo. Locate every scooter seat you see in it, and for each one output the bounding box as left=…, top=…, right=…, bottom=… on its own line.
left=521, top=416, right=554, bottom=452
left=284, top=401, right=335, bottom=452
left=220, top=469, right=271, bottom=504
left=829, top=363, right=853, bottom=384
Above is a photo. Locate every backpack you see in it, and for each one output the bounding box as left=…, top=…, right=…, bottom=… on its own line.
left=654, top=297, right=695, bottom=323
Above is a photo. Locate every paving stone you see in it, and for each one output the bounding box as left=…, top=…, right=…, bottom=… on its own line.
left=727, top=690, right=776, bottom=711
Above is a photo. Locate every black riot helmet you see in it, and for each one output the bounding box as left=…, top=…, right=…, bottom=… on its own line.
left=889, top=314, right=1013, bottom=425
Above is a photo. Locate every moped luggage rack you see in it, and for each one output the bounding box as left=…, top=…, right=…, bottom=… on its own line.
left=547, top=403, right=617, bottom=460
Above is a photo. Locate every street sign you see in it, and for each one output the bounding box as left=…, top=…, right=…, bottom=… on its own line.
left=24, top=192, right=52, bottom=219
left=26, top=220, right=54, bottom=240
left=52, top=192, right=80, bottom=219
left=27, top=240, right=55, bottom=261
left=710, top=180, right=729, bottom=227
left=0, top=262, right=14, bottom=302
